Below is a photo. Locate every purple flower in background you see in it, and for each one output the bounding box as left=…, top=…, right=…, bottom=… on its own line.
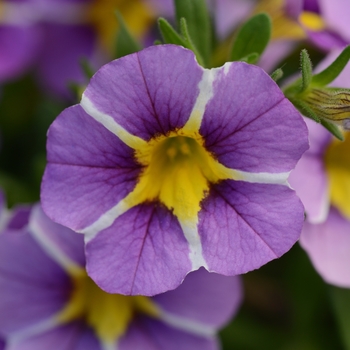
left=289, top=51, right=350, bottom=287
left=0, top=203, right=243, bottom=350
left=41, top=44, right=308, bottom=296
left=0, top=0, right=156, bottom=97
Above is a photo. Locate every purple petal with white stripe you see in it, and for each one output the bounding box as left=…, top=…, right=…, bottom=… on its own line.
left=198, top=181, right=304, bottom=275
left=0, top=230, right=70, bottom=335
left=83, top=45, right=204, bottom=140
left=41, top=105, right=141, bottom=231
left=289, top=118, right=331, bottom=223
left=200, top=62, right=308, bottom=173
left=85, top=203, right=191, bottom=296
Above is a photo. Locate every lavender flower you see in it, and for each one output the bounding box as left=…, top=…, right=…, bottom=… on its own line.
left=0, top=203, right=243, bottom=349
left=41, top=44, right=308, bottom=296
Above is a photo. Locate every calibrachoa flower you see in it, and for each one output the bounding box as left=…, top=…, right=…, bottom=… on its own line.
left=0, top=203, right=243, bottom=350
left=289, top=52, right=350, bottom=287
left=41, top=44, right=308, bottom=296
left=0, top=0, right=157, bottom=96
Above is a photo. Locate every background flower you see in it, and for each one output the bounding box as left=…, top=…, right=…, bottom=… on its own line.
left=0, top=0, right=158, bottom=98
left=0, top=203, right=243, bottom=350
left=41, top=44, right=308, bottom=296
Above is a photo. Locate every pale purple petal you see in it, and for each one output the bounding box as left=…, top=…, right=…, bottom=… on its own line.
left=307, top=30, right=347, bottom=51
left=7, top=322, right=101, bottom=350
left=86, top=204, right=191, bottom=296
left=36, top=23, right=98, bottom=98
left=214, top=0, right=254, bottom=39
left=289, top=118, right=331, bottom=223
left=259, top=40, right=297, bottom=73
left=301, top=207, right=350, bottom=288
left=30, top=204, right=85, bottom=267
left=0, top=25, right=40, bottom=82
left=198, top=181, right=304, bottom=275
left=0, top=230, right=70, bottom=335
left=5, top=206, right=31, bottom=231
left=119, top=317, right=218, bottom=350
left=153, top=268, right=243, bottom=329
left=83, top=45, right=204, bottom=140
left=41, top=105, right=141, bottom=231
left=200, top=62, right=308, bottom=173
left=318, top=0, right=350, bottom=42
left=0, top=338, right=4, bottom=350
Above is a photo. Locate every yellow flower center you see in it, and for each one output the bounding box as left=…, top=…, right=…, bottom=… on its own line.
left=253, top=0, right=306, bottom=40
left=299, top=11, right=326, bottom=32
left=87, top=0, right=155, bottom=52
left=120, top=131, right=232, bottom=225
left=56, top=271, right=160, bottom=344
left=324, top=132, right=350, bottom=218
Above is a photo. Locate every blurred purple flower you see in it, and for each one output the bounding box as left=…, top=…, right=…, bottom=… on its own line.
left=0, top=0, right=157, bottom=97
left=41, top=44, right=308, bottom=296
left=0, top=203, right=243, bottom=350
left=289, top=51, right=350, bottom=286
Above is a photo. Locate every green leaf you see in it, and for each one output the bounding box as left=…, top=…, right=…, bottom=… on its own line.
left=230, top=13, right=271, bottom=62
left=179, top=18, right=204, bottom=66
left=300, top=49, right=313, bottom=92
left=114, top=11, right=142, bottom=59
left=270, top=68, right=283, bottom=82
left=240, top=52, right=260, bottom=64
left=312, top=45, right=350, bottom=87
left=158, top=17, right=187, bottom=46
left=320, top=119, right=344, bottom=141
left=331, top=287, right=350, bottom=349
left=174, top=0, right=212, bottom=66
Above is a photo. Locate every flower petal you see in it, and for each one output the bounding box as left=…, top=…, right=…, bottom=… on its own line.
left=85, top=203, right=192, bottom=296
left=41, top=105, right=141, bottom=231
left=118, top=317, right=218, bottom=350
left=7, top=322, right=101, bottom=350
left=82, top=45, right=204, bottom=141
left=0, top=230, right=70, bottom=335
left=200, top=62, right=308, bottom=173
left=198, top=180, right=304, bottom=275
left=153, top=268, right=243, bottom=330
left=300, top=207, right=350, bottom=288
left=29, top=205, right=85, bottom=270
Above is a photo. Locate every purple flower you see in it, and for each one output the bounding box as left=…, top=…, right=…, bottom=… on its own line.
left=0, top=0, right=157, bottom=97
left=0, top=203, right=243, bottom=349
left=41, top=44, right=308, bottom=296
left=301, top=207, right=350, bottom=288
left=289, top=51, right=350, bottom=286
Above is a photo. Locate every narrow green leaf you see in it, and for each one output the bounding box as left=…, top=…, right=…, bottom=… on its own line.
left=320, top=119, right=344, bottom=141
left=300, top=49, right=313, bottom=92
left=331, top=286, right=350, bottom=348
left=270, top=68, right=283, bottom=82
left=114, top=11, right=142, bottom=59
left=158, top=17, right=187, bottom=46
left=312, top=45, right=350, bottom=87
left=230, top=13, right=271, bottom=62
left=240, top=52, right=260, bottom=64
left=174, top=0, right=212, bottom=66
left=179, top=17, right=204, bottom=66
